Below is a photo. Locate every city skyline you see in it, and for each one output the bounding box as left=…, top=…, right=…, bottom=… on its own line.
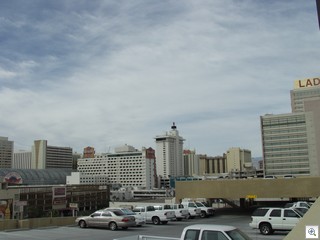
left=0, top=1, right=319, bottom=158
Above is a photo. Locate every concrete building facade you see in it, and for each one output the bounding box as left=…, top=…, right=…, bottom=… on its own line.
left=155, top=123, right=185, bottom=179
left=31, top=140, right=73, bottom=169
left=261, top=77, right=320, bottom=177
left=226, top=147, right=252, bottom=176
left=0, top=137, right=13, bottom=168
left=76, top=146, right=156, bottom=189
left=13, top=151, right=32, bottom=169
left=199, top=154, right=226, bottom=176
left=183, top=149, right=200, bottom=176
left=261, top=113, right=314, bottom=176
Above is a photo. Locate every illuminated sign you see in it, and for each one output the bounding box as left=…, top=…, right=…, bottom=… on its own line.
left=294, top=77, right=320, bottom=89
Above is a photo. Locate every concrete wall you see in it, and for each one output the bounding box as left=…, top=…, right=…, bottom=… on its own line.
left=175, top=177, right=320, bottom=201
left=0, top=217, right=76, bottom=231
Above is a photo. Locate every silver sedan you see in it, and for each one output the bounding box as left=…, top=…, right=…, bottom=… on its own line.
left=75, top=209, right=136, bottom=230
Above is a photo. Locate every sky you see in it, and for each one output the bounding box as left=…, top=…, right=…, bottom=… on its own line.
left=0, top=0, right=319, bottom=158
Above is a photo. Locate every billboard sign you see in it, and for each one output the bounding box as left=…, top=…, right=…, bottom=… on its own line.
left=4, top=172, right=23, bottom=184
left=294, top=77, right=320, bottom=89
left=52, top=186, right=66, bottom=209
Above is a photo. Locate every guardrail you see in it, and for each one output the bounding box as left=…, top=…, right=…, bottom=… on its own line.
left=0, top=217, right=76, bottom=231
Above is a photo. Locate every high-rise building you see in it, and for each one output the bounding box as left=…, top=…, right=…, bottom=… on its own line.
left=291, top=77, right=320, bottom=112
left=198, top=154, right=226, bottom=176
left=261, top=113, right=314, bottom=176
left=183, top=149, right=200, bottom=176
left=226, top=147, right=252, bottom=173
left=76, top=145, right=156, bottom=189
left=31, top=140, right=73, bottom=169
left=261, top=77, right=320, bottom=177
left=13, top=150, right=32, bottom=169
left=0, top=137, right=13, bottom=168
left=155, top=123, right=185, bottom=178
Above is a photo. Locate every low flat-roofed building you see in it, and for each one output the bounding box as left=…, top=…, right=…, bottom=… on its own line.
left=0, top=168, right=72, bottom=185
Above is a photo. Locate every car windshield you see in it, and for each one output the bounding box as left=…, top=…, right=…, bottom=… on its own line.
left=201, top=202, right=209, bottom=207
left=226, top=229, right=252, bottom=240
left=195, top=202, right=204, bottom=207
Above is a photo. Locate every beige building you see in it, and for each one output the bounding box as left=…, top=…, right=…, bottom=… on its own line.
left=0, top=137, right=13, bottom=168
left=13, top=151, right=32, bottom=169
left=31, top=140, right=73, bottom=169
left=183, top=149, right=200, bottom=176
left=261, top=77, right=320, bottom=177
left=199, top=154, right=226, bottom=176
left=226, top=147, right=252, bottom=177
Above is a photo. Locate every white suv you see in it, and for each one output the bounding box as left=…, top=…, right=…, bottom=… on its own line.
left=249, top=207, right=302, bottom=235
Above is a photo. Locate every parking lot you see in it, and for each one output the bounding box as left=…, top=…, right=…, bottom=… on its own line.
left=0, top=211, right=287, bottom=240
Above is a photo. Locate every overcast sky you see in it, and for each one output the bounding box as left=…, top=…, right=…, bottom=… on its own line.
left=0, top=0, right=319, bottom=157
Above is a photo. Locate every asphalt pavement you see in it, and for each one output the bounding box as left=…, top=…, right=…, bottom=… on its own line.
left=0, top=209, right=287, bottom=240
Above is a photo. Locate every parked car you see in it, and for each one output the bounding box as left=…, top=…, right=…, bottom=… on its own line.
left=284, top=201, right=312, bottom=209
left=154, top=204, right=189, bottom=221
left=283, top=175, right=296, bottom=178
left=105, top=208, right=145, bottom=226
left=132, top=205, right=176, bottom=225
left=264, top=175, right=277, bottom=179
left=181, top=200, right=214, bottom=218
left=169, top=204, right=190, bottom=220
left=291, top=207, right=309, bottom=216
left=249, top=207, right=302, bottom=235
left=75, top=209, right=136, bottom=230
left=113, top=224, right=252, bottom=240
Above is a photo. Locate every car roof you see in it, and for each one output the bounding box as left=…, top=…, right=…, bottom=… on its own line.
left=255, top=207, right=294, bottom=210
left=105, top=208, right=127, bottom=210
left=183, top=224, right=236, bottom=231
left=93, top=210, right=110, bottom=214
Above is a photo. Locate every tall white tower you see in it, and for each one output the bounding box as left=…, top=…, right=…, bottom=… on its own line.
left=155, top=123, right=185, bottom=179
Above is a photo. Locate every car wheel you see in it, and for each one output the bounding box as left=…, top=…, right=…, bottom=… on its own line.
left=259, top=223, right=273, bottom=235
left=200, top=211, right=206, bottom=218
left=79, top=220, right=86, bottom=228
left=152, top=216, right=160, bottom=225
left=109, top=222, right=118, bottom=231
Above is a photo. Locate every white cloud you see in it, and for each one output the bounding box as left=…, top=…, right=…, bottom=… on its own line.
left=0, top=68, right=16, bottom=79
left=0, top=0, right=319, bottom=157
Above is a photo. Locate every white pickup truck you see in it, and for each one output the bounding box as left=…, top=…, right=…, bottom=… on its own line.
left=113, top=224, right=252, bottom=240
left=154, top=204, right=189, bottom=221
left=132, top=205, right=175, bottom=225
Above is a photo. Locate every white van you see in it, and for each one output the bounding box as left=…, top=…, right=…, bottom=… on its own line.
left=182, top=200, right=214, bottom=218
left=154, top=204, right=189, bottom=220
